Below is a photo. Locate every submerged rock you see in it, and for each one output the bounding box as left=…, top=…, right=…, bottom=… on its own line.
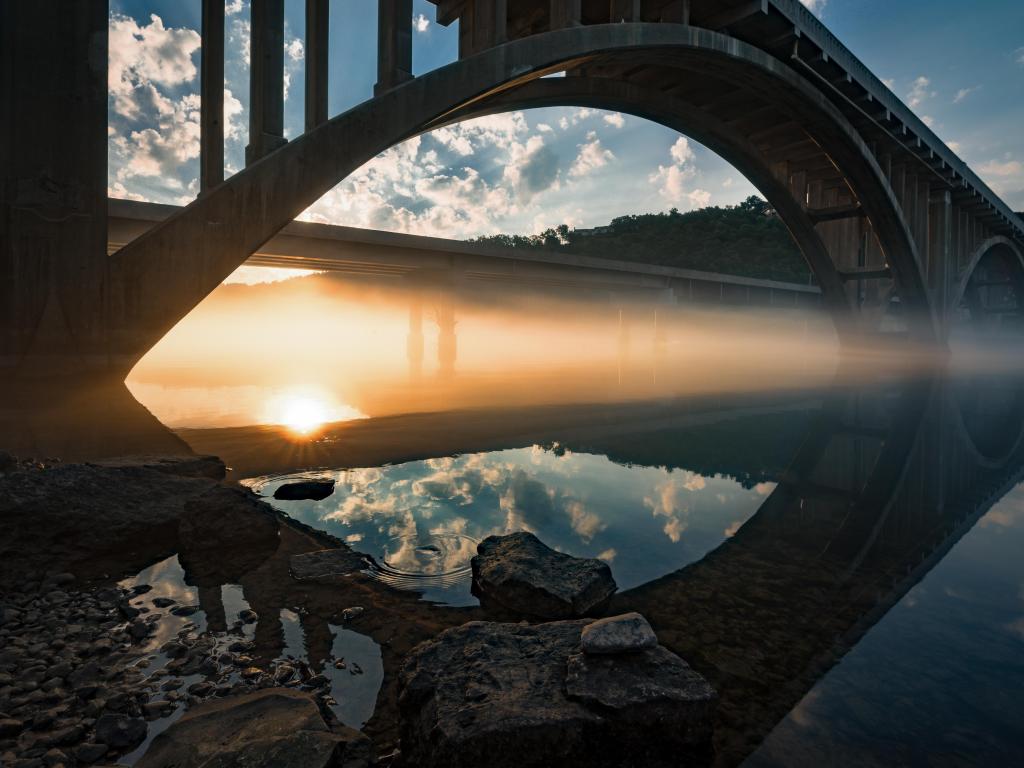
left=136, top=688, right=371, bottom=768
left=398, top=620, right=715, bottom=768
left=580, top=612, right=658, bottom=654
left=470, top=532, right=616, bottom=618
left=273, top=479, right=336, bottom=501
left=95, top=713, right=147, bottom=751
left=290, top=548, right=369, bottom=582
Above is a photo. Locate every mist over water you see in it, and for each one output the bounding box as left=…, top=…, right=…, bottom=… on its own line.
left=123, top=270, right=952, bottom=432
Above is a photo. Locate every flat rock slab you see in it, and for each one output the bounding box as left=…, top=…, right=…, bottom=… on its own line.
left=470, top=532, right=616, bottom=619
left=398, top=620, right=716, bottom=768
left=580, top=612, right=658, bottom=654
left=273, top=479, right=336, bottom=501
left=136, top=688, right=371, bottom=768
left=290, top=548, right=369, bottom=581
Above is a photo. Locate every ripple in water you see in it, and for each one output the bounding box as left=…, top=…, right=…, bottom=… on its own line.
left=366, top=532, right=478, bottom=593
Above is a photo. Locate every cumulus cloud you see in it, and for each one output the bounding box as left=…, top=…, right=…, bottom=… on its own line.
left=285, top=38, right=304, bottom=62
left=953, top=85, right=979, bottom=103
left=649, top=136, right=709, bottom=209
left=799, top=0, right=826, bottom=15
left=569, top=132, right=615, bottom=177
left=1017, top=47, right=1024, bottom=66
left=414, top=13, right=430, bottom=33
left=906, top=75, right=935, bottom=109
left=108, top=13, right=201, bottom=120
left=979, top=158, right=1024, bottom=177
left=921, top=115, right=935, bottom=128
left=226, top=0, right=245, bottom=14
left=603, top=112, right=625, bottom=129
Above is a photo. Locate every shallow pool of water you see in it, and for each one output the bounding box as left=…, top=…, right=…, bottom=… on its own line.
left=247, top=445, right=775, bottom=605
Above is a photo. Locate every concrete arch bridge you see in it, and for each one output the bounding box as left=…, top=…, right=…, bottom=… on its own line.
left=3, top=0, right=1024, bottom=375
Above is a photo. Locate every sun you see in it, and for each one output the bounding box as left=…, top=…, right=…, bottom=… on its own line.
left=265, top=388, right=368, bottom=436
left=278, top=394, right=329, bottom=434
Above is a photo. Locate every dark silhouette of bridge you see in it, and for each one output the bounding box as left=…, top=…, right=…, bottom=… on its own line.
left=3, top=1, right=1024, bottom=375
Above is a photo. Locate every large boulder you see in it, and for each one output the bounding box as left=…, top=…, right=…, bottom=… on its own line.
left=470, top=532, right=616, bottom=618
left=398, top=619, right=716, bottom=768
left=136, top=688, right=371, bottom=768
left=273, top=479, right=335, bottom=501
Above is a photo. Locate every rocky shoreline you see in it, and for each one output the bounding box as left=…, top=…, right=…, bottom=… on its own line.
left=0, top=453, right=717, bottom=767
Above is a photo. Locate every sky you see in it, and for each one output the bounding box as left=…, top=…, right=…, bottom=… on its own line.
left=107, top=0, right=1024, bottom=244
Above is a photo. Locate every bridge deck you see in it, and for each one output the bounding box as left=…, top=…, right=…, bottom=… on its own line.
left=108, top=199, right=821, bottom=301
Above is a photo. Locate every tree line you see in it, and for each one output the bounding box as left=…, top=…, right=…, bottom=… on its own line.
left=468, top=196, right=813, bottom=284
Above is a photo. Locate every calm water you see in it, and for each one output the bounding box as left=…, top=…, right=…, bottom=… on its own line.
left=6, top=271, right=1024, bottom=765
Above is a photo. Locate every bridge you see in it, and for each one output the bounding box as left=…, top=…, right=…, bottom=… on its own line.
left=3, top=1, right=1024, bottom=375
left=108, top=198, right=823, bottom=308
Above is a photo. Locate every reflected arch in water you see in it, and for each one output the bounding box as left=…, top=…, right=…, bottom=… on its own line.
left=111, top=23, right=938, bottom=370
left=951, top=236, right=1024, bottom=330
left=949, top=372, right=1024, bottom=467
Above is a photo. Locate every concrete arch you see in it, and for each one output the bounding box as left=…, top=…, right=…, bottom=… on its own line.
left=951, top=235, right=1024, bottom=319
left=110, top=23, right=935, bottom=371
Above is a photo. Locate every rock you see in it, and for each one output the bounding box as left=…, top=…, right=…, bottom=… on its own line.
left=341, top=607, right=364, bottom=622
left=580, top=612, right=658, bottom=655
left=75, top=743, right=109, bottom=763
left=0, top=450, right=16, bottom=472
left=127, top=619, right=149, bottom=640
left=238, top=609, right=258, bottom=624
left=94, top=714, right=147, bottom=751
left=136, top=688, right=371, bottom=768
left=272, top=480, right=336, bottom=501
left=289, top=549, right=368, bottom=582
left=0, top=717, right=24, bottom=737
left=170, top=605, right=199, bottom=617
left=151, top=598, right=175, bottom=609
left=186, top=681, right=213, bottom=698
left=470, top=532, right=617, bottom=619
left=90, top=454, right=226, bottom=480
left=398, top=620, right=715, bottom=768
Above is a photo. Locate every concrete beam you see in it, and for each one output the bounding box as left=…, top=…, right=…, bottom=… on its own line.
left=246, top=0, right=287, bottom=165
left=304, top=0, right=329, bottom=131
left=201, top=0, right=225, bottom=191
left=375, top=0, right=413, bottom=95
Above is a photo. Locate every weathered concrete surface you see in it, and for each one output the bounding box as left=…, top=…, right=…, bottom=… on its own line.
left=136, top=688, right=372, bottom=768
left=470, top=532, right=616, bottom=618
left=397, top=619, right=716, bottom=768
left=0, top=2, right=109, bottom=375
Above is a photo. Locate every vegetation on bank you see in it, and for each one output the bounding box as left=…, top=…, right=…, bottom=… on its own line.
left=468, top=196, right=813, bottom=284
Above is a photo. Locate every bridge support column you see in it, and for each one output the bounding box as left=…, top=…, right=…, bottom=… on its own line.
left=407, top=295, right=424, bottom=380
left=375, top=0, right=413, bottom=96
left=246, top=0, right=287, bottom=165
left=660, top=0, right=691, bottom=23
left=201, top=0, right=225, bottom=191
left=929, top=189, right=953, bottom=337
left=550, top=0, right=582, bottom=28
left=436, top=296, right=456, bottom=380
left=304, top=0, right=329, bottom=131
left=0, top=1, right=109, bottom=375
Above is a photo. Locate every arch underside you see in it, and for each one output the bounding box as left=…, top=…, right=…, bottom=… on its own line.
left=110, top=23, right=937, bottom=367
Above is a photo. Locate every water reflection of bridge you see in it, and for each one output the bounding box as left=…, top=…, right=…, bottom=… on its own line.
left=619, top=375, right=1024, bottom=765
left=3, top=371, right=1022, bottom=762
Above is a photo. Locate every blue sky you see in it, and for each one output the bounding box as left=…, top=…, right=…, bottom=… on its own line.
left=107, top=0, right=1024, bottom=240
